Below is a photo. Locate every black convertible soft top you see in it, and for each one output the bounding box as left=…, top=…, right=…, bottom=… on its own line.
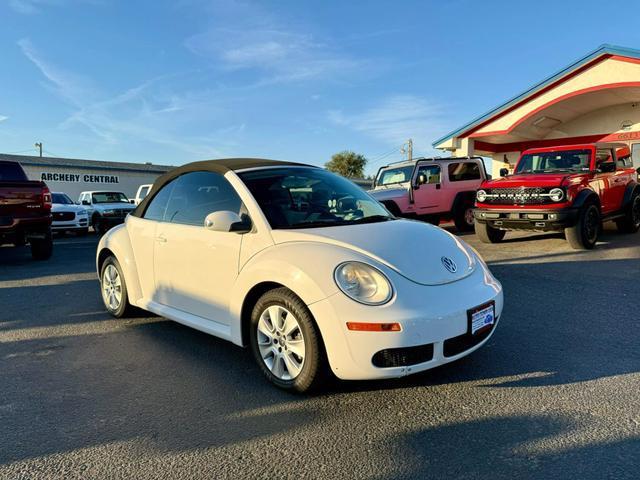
left=132, top=158, right=313, bottom=217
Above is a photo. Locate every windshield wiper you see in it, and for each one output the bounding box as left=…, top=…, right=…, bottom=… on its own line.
left=350, top=215, right=395, bottom=224
left=283, top=220, right=345, bottom=229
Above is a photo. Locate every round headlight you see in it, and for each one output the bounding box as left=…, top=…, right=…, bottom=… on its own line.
left=334, top=262, right=393, bottom=305
left=549, top=188, right=564, bottom=202
left=476, top=189, right=487, bottom=202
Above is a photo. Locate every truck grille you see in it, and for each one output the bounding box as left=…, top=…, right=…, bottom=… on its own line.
left=53, top=212, right=75, bottom=221
left=482, top=187, right=556, bottom=205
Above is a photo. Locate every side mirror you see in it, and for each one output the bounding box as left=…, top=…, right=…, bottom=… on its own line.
left=636, top=167, right=640, bottom=174
left=204, top=211, right=252, bottom=233
left=82, top=200, right=90, bottom=205
left=499, top=168, right=509, bottom=177
left=414, top=174, right=427, bottom=188
left=598, top=162, right=616, bottom=173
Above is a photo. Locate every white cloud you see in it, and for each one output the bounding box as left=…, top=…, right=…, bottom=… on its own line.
left=0, top=116, right=8, bottom=123
left=9, top=0, right=99, bottom=14
left=328, top=95, right=448, bottom=152
left=18, top=38, right=243, bottom=159
left=184, top=4, right=364, bottom=85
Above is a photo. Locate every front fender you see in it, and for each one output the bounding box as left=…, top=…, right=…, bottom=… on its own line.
left=622, top=182, right=640, bottom=207
left=96, top=224, right=143, bottom=305
left=229, top=241, right=382, bottom=345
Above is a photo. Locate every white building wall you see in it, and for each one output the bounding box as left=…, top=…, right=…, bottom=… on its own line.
left=21, top=165, right=165, bottom=201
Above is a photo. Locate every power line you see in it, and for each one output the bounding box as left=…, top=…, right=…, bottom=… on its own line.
left=3, top=148, right=37, bottom=155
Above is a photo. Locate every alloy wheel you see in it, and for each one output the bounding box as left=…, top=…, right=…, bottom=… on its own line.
left=256, top=305, right=305, bottom=380
left=464, top=207, right=475, bottom=226
left=584, top=206, right=599, bottom=243
left=102, top=264, right=123, bottom=311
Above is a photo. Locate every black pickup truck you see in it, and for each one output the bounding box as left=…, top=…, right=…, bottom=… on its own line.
left=0, top=160, right=53, bottom=260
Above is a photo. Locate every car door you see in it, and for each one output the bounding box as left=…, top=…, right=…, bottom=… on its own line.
left=593, top=148, right=618, bottom=214
left=446, top=161, right=483, bottom=210
left=153, top=171, right=243, bottom=325
left=411, top=163, right=442, bottom=214
left=127, top=179, right=176, bottom=301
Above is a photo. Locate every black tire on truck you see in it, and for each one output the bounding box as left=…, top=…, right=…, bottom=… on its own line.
left=615, top=193, right=640, bottom=234
left=453, top=202, right=475, bottom=232
left=30, top=229, right=53, bottom=260
left=381, top=201, right=401, bottom=217
left=475, top=221, right=506, bottom=243
left=565, top=202, right=600, bottom=250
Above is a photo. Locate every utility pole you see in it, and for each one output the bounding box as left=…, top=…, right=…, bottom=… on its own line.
left=401, top=139, right=413, bottom=161
left=34, top=142, right=42, bottom=157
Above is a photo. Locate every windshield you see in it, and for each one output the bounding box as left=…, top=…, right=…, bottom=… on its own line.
left=515, top=149, right=591, bottom=174
left=91, top=192, right=129, bottom=204
left=52, top=193, right=73, bottom=204
left=239, top=167, right=394, bottom=229
left=376, top=165, right=414, bottom=186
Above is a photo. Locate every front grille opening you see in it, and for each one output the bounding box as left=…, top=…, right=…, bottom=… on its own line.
left=443, top=320, right=497, bottom=357
left=372, top=344, right=434, bottom=368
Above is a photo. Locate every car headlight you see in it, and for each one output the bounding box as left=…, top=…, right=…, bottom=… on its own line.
left=549, top=188, right=564, bottom=202
left=103, top=209, right=114, bottom=215
left=476, top=189, right=487, bottom=202
left=334, top=262, right=393, bottom=305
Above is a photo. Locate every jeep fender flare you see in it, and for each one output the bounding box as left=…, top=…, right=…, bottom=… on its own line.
left=622, top=183, right=640, bottom=208
left=451, top=191, right=476, bottom=214
left=572, top=189, right=600, bottom=210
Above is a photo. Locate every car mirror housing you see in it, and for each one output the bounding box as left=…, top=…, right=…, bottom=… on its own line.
left=82, top=200, right=90, bottom=205
left=204, top=211, right=252, bottom=233
left=499, top=168, right=509, bottom=177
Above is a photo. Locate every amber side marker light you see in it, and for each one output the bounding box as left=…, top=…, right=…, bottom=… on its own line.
left=346, top=322, right=401, bottom=332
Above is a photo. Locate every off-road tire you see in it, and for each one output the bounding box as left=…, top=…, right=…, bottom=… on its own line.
left=30, top=230, right=53, bottom=260
left=616, top=193, right=640, bottom=234
left=250, top=287, right=326, bottom=393
left=475, top=221, right=506, bottom=243
left=565, top=202, right=600, bottom=250
left=453, top=203, right=475, bottom=232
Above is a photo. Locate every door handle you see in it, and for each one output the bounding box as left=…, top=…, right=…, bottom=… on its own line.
left=156, top=235, right=167, bottom=243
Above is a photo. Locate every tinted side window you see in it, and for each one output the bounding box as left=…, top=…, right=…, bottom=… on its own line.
left=448, top=162, right=481, bottom=181
left=416, top=165, right=441, bottom=184
left=143, top=181, right=175, bottom=221
left=165, top=172, right=242, bottom=226
left=0, top=162, right=28, bottom=181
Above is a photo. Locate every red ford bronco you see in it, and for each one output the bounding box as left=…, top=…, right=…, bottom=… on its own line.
left=474, top=143, right=640, bottom=249
left=369, top=157, right=488, bottom=231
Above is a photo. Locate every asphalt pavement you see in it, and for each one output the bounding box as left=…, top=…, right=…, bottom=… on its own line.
left=1, top=225, right=639, bottom=479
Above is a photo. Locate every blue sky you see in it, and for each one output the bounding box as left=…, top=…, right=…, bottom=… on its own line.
left=2, top=0, right=640, bottom=175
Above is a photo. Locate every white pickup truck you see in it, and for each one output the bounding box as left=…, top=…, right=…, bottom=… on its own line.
left=132, top=184, right=152, bottom=205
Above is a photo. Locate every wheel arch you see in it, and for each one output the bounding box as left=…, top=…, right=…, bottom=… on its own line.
left=572, top=189, right=601, bottom=210
left=451, top=190, right=476, bottom=213
left=380, top=200, right=401, bottom=216
left=96, top=225, right=143, bottom=305
left=622, top=182, right=640, bottom=208
left=239, top=281, right=286, bottom=347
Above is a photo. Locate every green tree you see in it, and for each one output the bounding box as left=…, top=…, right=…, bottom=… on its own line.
left=325, top=151, right=367, bottom=178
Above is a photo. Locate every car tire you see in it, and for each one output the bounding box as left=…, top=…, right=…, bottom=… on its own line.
left=565, top=202, right=600, bottom=250
left=381, top=201, right=401, bottom=217
left=615, top=194, right=640, bottom=234
left=475, top=221, right=506, bottom=243
left=93, top=214, right=106, bottom=235
left=30, top=230, right=53, bottom=260
left=249, top=287, right=326, bottom=393
left=100, top=255, right=134, bottom=318
left=453, top=203, right=475, bottom=232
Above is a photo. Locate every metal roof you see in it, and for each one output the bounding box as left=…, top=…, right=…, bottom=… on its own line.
left=0, top=153, right=174, bottom=174
left=432, top=44, right=640, bottom=148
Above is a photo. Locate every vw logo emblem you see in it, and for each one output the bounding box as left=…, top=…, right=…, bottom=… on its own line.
left=441, top=256, right=457, bottom=273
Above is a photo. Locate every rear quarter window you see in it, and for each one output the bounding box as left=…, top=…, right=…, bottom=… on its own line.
left=447, top=162, right=481, bottom=182
left=0, top=162, right=28, bottom=182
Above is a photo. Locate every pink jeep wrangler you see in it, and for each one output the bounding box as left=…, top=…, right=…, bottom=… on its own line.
left=368, top=157, right=488, bottom=231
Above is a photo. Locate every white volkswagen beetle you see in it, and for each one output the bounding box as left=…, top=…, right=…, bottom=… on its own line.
left=97, top=159, right=503, bottom=392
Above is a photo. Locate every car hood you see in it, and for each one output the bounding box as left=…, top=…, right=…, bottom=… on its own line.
left=270, top=219, right=476, bottom=285
left=368, top=185, right=409, bottom=201
left=482, top=173, right=578, bottom=188
left=92, top=203, right=136, bottom=210
left=51, top=204, right=87, bottom=213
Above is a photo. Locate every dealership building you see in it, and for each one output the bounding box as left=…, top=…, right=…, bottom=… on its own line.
left=0, top=153, right=172, bottom=200
left=434, top=44, right=640, bottom=176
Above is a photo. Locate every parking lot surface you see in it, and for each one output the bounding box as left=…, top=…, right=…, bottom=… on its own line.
left=1, top=226, right=639, bottom=479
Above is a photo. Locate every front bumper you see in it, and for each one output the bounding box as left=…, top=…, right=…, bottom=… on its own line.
left=52, top=216, right=89, bottom=231
left=473, top=207, right=578, bottom=231
left=308, top=260, right=503, bottom=380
